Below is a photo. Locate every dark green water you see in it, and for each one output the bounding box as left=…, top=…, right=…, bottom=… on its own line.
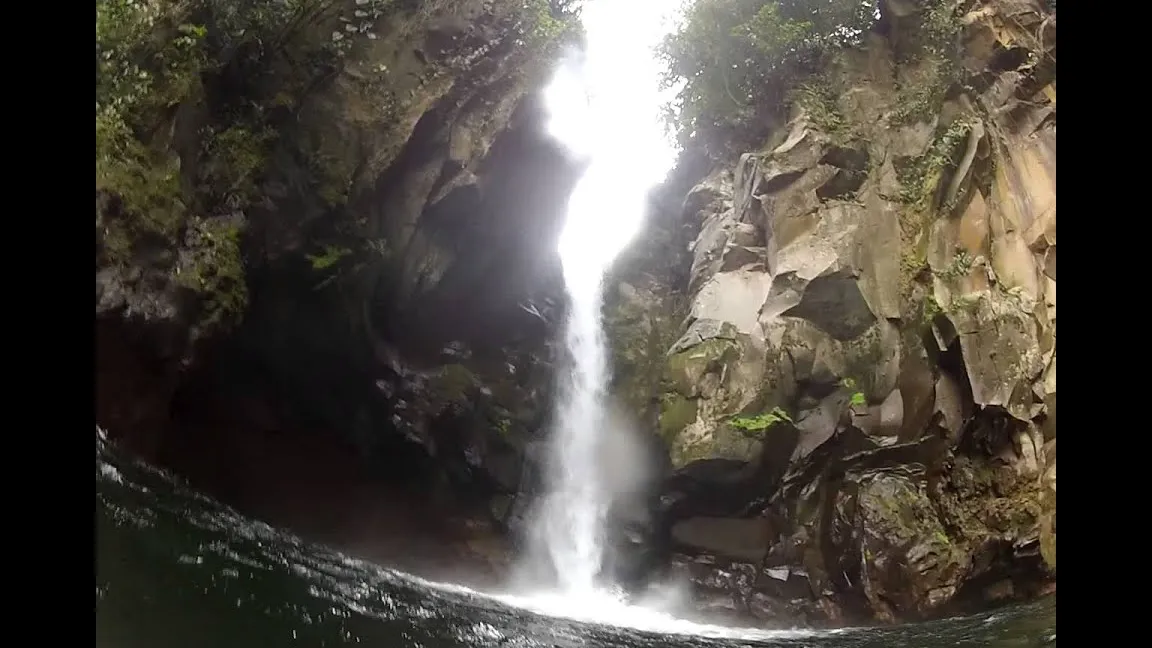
left=95, top=432, right=1056, bottom=648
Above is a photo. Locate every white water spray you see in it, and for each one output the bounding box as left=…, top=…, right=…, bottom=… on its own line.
left=521, top=0, right=680, bottom=598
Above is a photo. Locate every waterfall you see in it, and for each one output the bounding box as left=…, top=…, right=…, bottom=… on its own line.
left=519, top=0, right=680, bottom=598
left=527, top=261, right=613, bottom=594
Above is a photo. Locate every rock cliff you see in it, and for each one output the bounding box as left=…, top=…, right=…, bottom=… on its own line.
left=608, top=0, right=1056, bottom=625
left=95, top=0, right=581, bottom=575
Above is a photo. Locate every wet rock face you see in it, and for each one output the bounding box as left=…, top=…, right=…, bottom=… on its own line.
left=848, top=473, right=970, bottom=619
left=96, top=0, right=581, bottom=564
left=606, top=0, right=1056, bottom=626
left=672, top=516, right=774, bottom=563
left=97, top=0, right=580, bottom=361
left=221, top=89, right=577, bottom=476
left=660, top=553, right=845, bottom=628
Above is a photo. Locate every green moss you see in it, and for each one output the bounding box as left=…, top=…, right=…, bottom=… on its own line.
left=869, top=479, right=920, bottom=525
left=97, top=0, right=578, bottom=342
left=674, top=439, right=722, bottom=467
left=839, top=380, right=870, bottom=407
left=96, top=108, right=186, bottom=262
left=936, top=248, right=976, bottom=281
left=307, top=244, right=354, bottom=271
left=729, top=406, right=792, bottom=435
left=889, top=0, right=964, bottom=126
left=890, top=62, right=952, bottom=127
left=522, top=0, right=569, bottom=47
left=96, top=2, right=207, bottom=121
left=663, top=338, right=739, bottom=396
left=896, top=119, right=973, bottom=209
left=932, top=454, right=1044, bottom=549
left=177, top=217, right=248, bottom=327
left=900, top=290, right=944, bottom=341
left=95, top=0, right=407, bottom=334
left=894, top=118, right=975, bottom=307
left=604, top=304, right=651, bottom=406
left=670, top=423, right=765, bottom=467
left=494, top=416, right=511, bottom=438
left=897, top=242, right=928, bottom=299
left=659, top=393, right=699, bottom=445
left=199, top=126, right=273, bottom=203
left=95, top=0, right=283, bottom=332
left=922, top=293, right=943, bottom=322
left=659, top=0, right=878, bottom=149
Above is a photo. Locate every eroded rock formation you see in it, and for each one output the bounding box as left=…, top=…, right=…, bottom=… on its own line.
left=95, top=0, right=581, bottom=574
left=605, top=0, right=1056, bottom=626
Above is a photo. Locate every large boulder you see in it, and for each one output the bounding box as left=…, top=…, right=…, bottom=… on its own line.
left=838, top=471, right=970, bottom=621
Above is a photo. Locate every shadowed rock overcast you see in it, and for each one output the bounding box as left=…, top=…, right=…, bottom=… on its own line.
left=96, top=0, right=1056, bottom=641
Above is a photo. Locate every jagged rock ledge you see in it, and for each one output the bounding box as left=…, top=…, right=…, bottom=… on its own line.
left=602, top=0, right=1056, bottom=626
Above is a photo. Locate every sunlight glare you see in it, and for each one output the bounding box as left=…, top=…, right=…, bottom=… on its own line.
left=543, top=0, right=682, bottom=294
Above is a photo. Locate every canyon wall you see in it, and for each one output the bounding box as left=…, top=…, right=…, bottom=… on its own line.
left=95, top=0, right=581, bottom=574
left=605, top=0, right=1056, bottom=625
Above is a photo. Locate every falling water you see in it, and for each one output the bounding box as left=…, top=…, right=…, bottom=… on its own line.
left=520, top=0, right=681, bottom=598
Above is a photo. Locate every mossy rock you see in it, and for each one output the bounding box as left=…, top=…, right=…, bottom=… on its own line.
left=660, top=397, right=796, bottom=468
left=855, top=472, right=971, bottom=618
left=666, top=417, right=771, bottom=468
left=176, top=216, right=248, bottom=328
left=932, top=454, right=1043, bottom=547
left=1038, top=447, right=1056, bottom=571
left=658, top=393, right=699, bottom=447
left=662, top=338, right=740, bottom=397
left=605, top=305, right=657, bottom=408
left=1039, top=508, right=1056, bottom=571
left=728, top=407, right=793, bottom=436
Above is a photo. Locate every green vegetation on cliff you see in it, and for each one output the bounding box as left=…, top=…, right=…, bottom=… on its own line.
left=95, top=0, right=353, bottom=327
left=889, top=0, right=966, bottom=126
left=729, top=407, right=791, bottom=433
left=94, top=0, right=377, bottom=232
left=96, top=0, right=579, bottom=337
left=641, top=0, right=1056, bottom=622
left=660, top=0, right=967, bottom=152
left=659, top=0, right=879, bottom=150
left=660, top=0, right=976, bottom=336
left=96, top=2, right=204, bottom=259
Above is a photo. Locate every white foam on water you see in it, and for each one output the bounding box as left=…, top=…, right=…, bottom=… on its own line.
left=386, top=566, right=832, bottom=642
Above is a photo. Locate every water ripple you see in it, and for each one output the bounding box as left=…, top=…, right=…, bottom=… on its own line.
left=96, top=434, right=1056, bottom=648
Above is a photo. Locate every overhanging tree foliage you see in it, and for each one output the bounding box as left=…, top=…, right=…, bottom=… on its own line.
left=659, top=0, right=881, bottom=152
